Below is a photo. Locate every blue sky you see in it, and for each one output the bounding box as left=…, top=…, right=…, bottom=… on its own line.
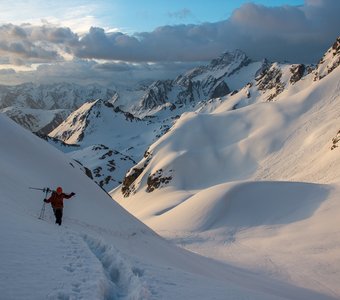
left=97, top=0, right=305, bottom=33
left=0, top=0, right=304, bottom=33
left=101, top=0, right=303, bottom=32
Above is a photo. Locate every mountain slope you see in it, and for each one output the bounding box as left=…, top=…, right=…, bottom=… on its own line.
left=134, top=50, right=260, bottom=116
left=48, top=98, right=181, bottom=190
left=0, top=106, right=70, bottom=134
left=1, top=113, right=331, bottom=299
left=47, top=51, right=265, bottom=191
left=0, top=82, right=117, bottom=133
left=112, top=38, right=340, bottom=298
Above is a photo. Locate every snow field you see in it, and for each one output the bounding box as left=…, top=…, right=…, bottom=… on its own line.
left=3, top=113, right=322, bottom=299
left=112, top=50, right=340, bottom=298
left=2, top=40, right=340, bottom=299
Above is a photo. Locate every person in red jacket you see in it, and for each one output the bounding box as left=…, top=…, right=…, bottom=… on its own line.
left=44, top=186, right=75, bottom=225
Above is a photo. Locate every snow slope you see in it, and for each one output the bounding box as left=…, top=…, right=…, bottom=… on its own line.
left=2, top=113, right=331, bottom=299
left=112, top=40, right=340, bottom=298
left=47, top=50, right=307, bottom=192
left=48, top=99, right=172, bottom=191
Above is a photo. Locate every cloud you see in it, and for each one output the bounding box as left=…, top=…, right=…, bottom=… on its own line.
left=0, top=59, right=201, bottom=87
left=73, top=0, right=339, bottom=63
left=74, top=27, right=141, bottom=61
left=226, top=0, right=340, bottom=62
left=0, top=0, right=339, bottom=87
left=0, top=68, right=16, bottom=75
left=0, top=24, right=78, bottom=65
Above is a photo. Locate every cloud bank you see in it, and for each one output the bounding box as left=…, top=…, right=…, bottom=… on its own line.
left=73, top=0, right=339, bottom=63
left=0, top=0, right=339, bottom=85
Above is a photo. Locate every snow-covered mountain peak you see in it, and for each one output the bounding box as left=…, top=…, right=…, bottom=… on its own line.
left=0, top=82, right=118, bottom=134
left=315, top=36, right=340, bottom=80
left=0, top=82, right=117, bottom=110
left=180, top=49, right=251, bottom=82
left=135, top=50, right=255, bottom=114
left=111, top=44, right=340, bottom=298
left=209, top=49, right=250, bottom=70
left=49, top=98, right=140, bottom=145
left=115, top=39, right=340, bottom=199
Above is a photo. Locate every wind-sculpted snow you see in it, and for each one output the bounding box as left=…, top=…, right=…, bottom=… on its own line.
left=3, top=113, right=328, bottom=299
left=146, top=181, right=330, bottom=232
left=2, top=41, right=340, bottom=300
left=112, top=38, right=340, bottom=298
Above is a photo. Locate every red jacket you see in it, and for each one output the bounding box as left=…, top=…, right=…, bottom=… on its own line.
left=45, top=192, right=73, bottom=209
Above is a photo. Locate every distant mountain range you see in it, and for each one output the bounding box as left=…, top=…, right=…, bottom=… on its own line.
left=0, top=83, right=117, bottom=134
left=2, top=29, right=340, bottom=299
left=112, top=36, right=340, bottom=199
left=2, top=37, right=339, bottom=192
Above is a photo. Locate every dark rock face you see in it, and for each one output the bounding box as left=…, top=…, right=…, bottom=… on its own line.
left=35, top=133, right=80, bottom=149
left=210, top=81, right=230, bottom=99
left=314, top=36, right=340, bottom=80
left=6, top=112, right=38, bottom=131
left=138, top=50, right=249, bottom=112
left=140, top=80, right=173, bottom=110
left=256, top=64, right=285, bottom=101
left=122, top=167, right=144, bottom=197
left=325, top=37, right=340, bottom=76
left=255, top=59, right=271, bottom=78
left=121, top=152, right=153, bottom=197
left=290, top=64, right=306, bottom=84
left=146, top=169, right=173, bottom=193
left=331, top=130, right=340, bottom=150
left=70, top=144, right=136, bottom=191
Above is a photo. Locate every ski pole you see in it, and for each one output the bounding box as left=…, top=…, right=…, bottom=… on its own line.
left=29, top=187, right=53, bottom=193
left=30, top=187, right=53, bottom=220
left=38, top=201, right=46, bottom=220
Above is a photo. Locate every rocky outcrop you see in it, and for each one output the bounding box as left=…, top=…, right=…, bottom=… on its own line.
left=51, top=99, right=141, bottom=144
left=290, top=64, right=306, bottom=84
left=121, top=167, right=144, bottom=197
left=71, top=144, right=136, bottom=192
left=210, top=81, right=230, bottom=99
left=140, top=80, right=173, bottom=110
left=256, top=63, right=285, bottom=101
left=146, top=169, right=173, bottom=193
left=331, top=130, right=340, bottom=150
left=121, top=151, right=153, bottom=197
left=314, top=36, right=340, bottom=80
left=137, top=50, right=248, bottom=113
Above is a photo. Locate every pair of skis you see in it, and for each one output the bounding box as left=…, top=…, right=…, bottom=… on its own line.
left=29, top=187, right=53, bottom=220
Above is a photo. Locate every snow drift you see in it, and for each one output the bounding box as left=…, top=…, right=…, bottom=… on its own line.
left=112, top=38, right=340, bottom=298
left=2, top=113, right=330, bottom=299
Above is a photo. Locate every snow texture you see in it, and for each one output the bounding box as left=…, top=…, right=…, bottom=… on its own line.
left=112, top=38, right=340, bottom=299
left=2, top=113, right=330, bottom=299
